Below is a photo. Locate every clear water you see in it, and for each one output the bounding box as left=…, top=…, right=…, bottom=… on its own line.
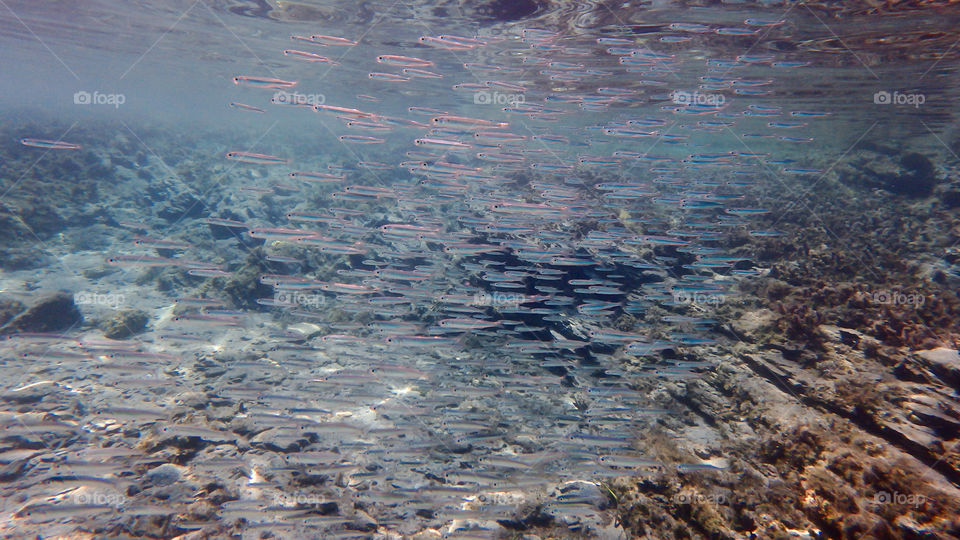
left=1, top=1, right=959, bottom=538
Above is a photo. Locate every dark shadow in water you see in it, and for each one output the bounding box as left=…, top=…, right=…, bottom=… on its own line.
left=476, top=0, right=543, bottom=22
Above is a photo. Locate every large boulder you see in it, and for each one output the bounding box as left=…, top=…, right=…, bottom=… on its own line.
left=0, top=292, right=82, bottom=334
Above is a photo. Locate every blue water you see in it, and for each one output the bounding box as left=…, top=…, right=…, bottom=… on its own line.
left=1, top=1, right=959, bottom=538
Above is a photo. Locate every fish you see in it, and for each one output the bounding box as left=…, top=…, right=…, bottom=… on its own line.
left=414, top=138, right=471, bottom=150
left=377, top=54, right=433, bottom=67
left=368, top=72, right=410, bottom=82
left=229, top=102, right=266, bottom=113
left=0, top=7, right=871, bottom=533
left=402, top=68, right=442, bottom=79
left=307, top=34, right=358, bottom=46
left=289, top=171, right=345, bottom=183
left=283, top=50, right=339, bottom=64
left=20, top=138, right=82, bottom=150
left=203, top=217, right=248, bottom=228
left=225, top=151, right=288, bottom=165
left=338, top=135, right=385, bottom=144
left=232, top=76, right=297, bottom=89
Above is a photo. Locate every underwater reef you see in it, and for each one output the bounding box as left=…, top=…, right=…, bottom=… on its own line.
left=1, top=115, right=959, bottom=538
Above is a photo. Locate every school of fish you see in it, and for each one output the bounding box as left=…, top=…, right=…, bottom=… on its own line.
left=3, top=19, right=838, bottom=538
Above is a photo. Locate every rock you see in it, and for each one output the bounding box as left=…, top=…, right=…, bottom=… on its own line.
left=174, top=391, right=215, bottom=410
left=157, top=193, right=204, bottom=222
left=0, top=247, right=54, bottom=270
left=345, top=510, right=378, bottom=532
left=206, top=211, right=247, bottom=240
left=149, top=422, right=237, bottom=451
left=553, top=480, right=609, bottom=510
left=0, top=292, right=82, bottom=334
left=940, top=184, right=960, bottom=208
left=915, top=348, right=960, bottom=388
left=839, top=149, right=939, bottom=196
left=410, top=531, right=443, bottom=540
left=99, top=309, right=149, bottom=339
left=0, top=298, right=25, bottom=327
left=17, top=199, right=67, bottom=238
left=916, top=348, right=960, bottom=369
left=222, top=248, right=274, bottom=309
left=886, top=152, right=937, bottom=196
left=900, top=152, right=934, bottom=178
left=887, top=172, right=936, bottom=197
left=250, top=427, right=309, bottom=452
left=145, top=463, right=185, bottom=486
left=0, top=380, right=60, bottom=404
